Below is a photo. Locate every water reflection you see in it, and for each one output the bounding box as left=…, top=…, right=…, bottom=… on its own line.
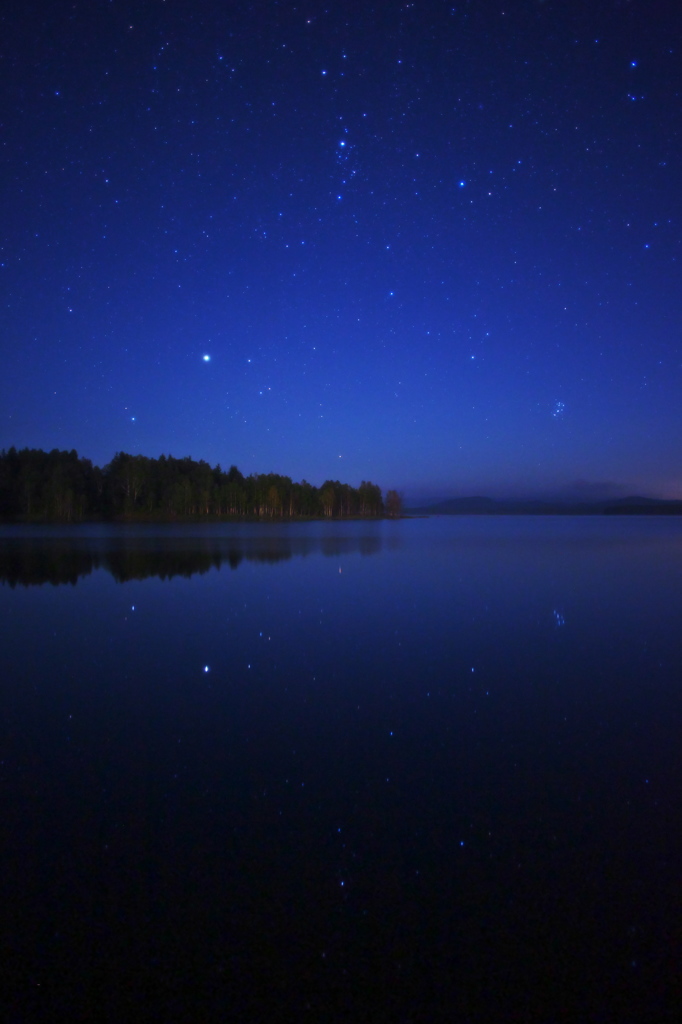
left=2, top=517, right=682, bottom=1019
left=0, top=533, right=383, bottom=586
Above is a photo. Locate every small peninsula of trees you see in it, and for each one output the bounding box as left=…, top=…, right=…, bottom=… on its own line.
left=0, top=447, right=388, bottom=522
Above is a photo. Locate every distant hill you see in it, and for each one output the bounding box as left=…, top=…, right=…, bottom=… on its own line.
left=406, top=495, right=682, bottom=516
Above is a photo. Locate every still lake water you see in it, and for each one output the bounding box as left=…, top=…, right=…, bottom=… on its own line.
left=1, top=517, right=681, bottom=1022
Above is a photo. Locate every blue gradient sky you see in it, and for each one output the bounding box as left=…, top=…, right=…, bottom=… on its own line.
left=2, top=0, right=681, bottom=500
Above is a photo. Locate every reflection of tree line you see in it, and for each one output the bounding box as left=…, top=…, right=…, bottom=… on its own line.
left=0, top=448, right=402, bottom=521
left=0, top=536, right=383, bottom=587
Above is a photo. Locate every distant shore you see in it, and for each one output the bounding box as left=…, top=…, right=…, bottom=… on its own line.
left=2, top=507, right=681, bottom=524
left=406, top=497, right=682, bottom=516
left=0, top=513, right=403, bottom=525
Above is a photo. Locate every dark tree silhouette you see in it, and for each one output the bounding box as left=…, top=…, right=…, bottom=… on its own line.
left=385, top=489, right=403, bottom=517
left=0, top=447, right=387, bottom=521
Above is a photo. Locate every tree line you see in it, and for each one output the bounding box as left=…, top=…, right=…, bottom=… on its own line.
left=0, top=447, right=402, bottom=521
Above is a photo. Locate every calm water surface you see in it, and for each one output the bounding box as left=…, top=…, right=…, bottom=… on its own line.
left=1, top=517, right=681, bottom=1021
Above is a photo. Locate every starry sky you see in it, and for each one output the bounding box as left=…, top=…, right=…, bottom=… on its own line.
left=2, top=0, right=681, bottom=501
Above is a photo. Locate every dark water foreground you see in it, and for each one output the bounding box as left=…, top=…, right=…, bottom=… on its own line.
left=1, top=518, right=681, bottom=1022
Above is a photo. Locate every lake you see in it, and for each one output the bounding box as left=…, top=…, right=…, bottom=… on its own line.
left=1, top=517, right=681, bottom=1021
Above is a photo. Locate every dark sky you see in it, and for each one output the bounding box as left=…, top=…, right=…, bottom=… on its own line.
left=2, top=0, right=681, bottom=500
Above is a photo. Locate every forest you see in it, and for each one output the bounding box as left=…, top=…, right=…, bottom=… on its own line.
left=0, top=447, right=398, bottom=521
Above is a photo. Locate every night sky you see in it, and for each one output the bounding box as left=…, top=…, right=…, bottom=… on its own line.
left=2, top=0, right=681, bottom=501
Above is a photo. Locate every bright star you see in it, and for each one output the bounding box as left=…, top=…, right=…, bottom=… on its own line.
left=203, top=354, right=211, bottom=362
